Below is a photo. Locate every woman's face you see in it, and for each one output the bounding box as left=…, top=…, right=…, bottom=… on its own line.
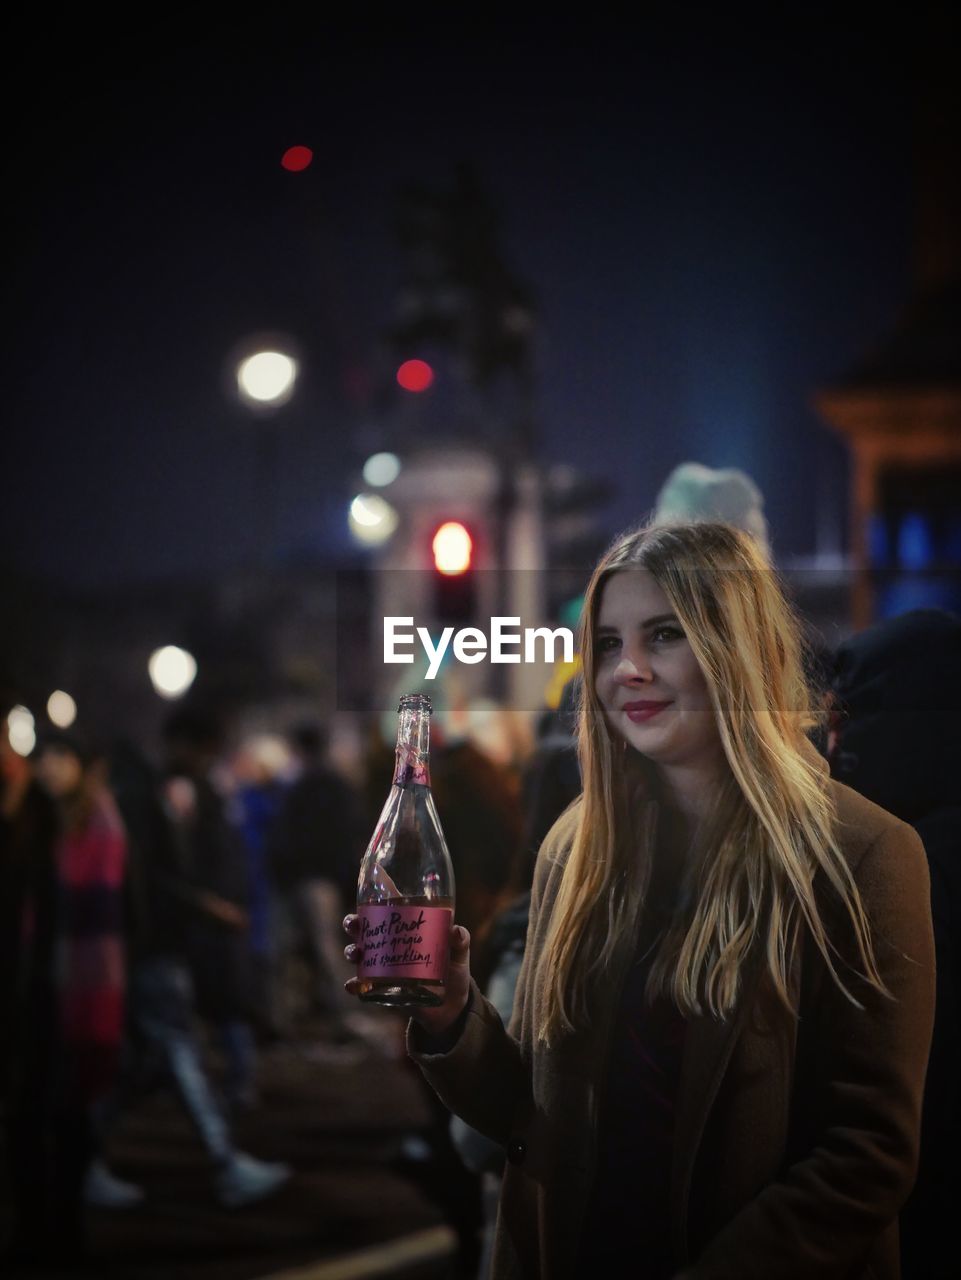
left=594, top=570, right=722, bottom=772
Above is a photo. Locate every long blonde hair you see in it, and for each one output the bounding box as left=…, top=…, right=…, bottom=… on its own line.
left=536, top=521, right=885, bottom=1044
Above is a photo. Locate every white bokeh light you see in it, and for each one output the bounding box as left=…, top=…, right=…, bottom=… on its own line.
left=7, top=705, right=36, bottom=757
left=47, top=690, right=78, bottom=728
left=148, top=646, right=198, bottom=699
left=362, top=452, right=401, bottom=487
left=237, top=351, right=298, bottom=406
left=348, top=494, right=399, bottom=546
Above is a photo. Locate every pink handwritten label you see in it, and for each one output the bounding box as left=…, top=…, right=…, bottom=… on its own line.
left=392, top=745, right=430, bottom=787
left=358, top=904, right=452, bottom=981
left=393, top=761, right=430, bottom=786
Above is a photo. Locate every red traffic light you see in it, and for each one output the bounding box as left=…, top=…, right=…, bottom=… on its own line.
left=432, top=522, right=472, bottom=575
left=396, top=359, right=434, bottom=392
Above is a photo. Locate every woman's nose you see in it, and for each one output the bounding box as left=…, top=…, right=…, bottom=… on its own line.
left=615, top=650, right=653, bottom=683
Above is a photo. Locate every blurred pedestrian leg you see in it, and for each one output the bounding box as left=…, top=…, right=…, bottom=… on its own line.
left=218, top=1018, right=258, bottom=1111
left=278, top=878, right=356, bottom=1020
left=93, top=956, right=290, bottom=1206
left=99, top=958, right=230, bottom=1163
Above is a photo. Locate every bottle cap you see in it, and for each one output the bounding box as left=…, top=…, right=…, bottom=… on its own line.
left=398, top=693, right=433, bottom=714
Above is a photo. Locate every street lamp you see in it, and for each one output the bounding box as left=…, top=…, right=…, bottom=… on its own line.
left=47, top=690, right=77, bottom=728
left=230, top=336, right=301, bottom=567
left=236, top=350, right=298, bottom=408
left=6, top=705, right=36, bottom=757
left=148, top=646, right=198, bottom=699
left=348, top=494, right=399, bottom=546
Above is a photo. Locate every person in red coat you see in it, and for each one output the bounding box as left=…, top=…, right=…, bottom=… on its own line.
left=4, top=727, right=128, bottom=1266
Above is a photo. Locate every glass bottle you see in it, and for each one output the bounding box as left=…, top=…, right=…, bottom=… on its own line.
left=356, top=693, right=455, bottom=1007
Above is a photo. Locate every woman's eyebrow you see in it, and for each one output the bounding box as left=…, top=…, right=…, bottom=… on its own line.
left=596, top=613, right=679, bottom=634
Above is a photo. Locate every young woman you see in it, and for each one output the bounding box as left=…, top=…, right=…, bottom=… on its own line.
left=345, top=521, right=935, bottom=1280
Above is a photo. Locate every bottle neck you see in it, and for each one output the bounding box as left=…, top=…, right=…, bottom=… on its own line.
left=392, top=706, right=432, bottom=787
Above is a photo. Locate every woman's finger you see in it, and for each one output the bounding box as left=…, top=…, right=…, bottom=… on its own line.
left=450, top=925, right=471, bottom=958
left=343, top=913, right=359, bottom=936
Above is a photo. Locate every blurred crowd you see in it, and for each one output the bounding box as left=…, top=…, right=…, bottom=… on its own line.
left=0, top=677, right=579, bottom=1272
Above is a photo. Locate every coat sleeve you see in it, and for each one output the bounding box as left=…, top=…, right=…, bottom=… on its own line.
left=449, top=947, right=527, bottom=1172
left=679, top=821, right=936, bottom=1280
left=407, top=978, right=528, bottom=1145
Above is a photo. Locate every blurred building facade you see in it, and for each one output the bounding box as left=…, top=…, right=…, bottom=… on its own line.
left=816, top=40, right=961, bottom=626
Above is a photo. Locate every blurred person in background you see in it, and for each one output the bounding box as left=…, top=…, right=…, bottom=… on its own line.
left=829, top=608, right=961, bottom=1280
left=162, top=706, right=259, bottom=1114
left=11, top=728, right=128, bottom=1264
left=1, top=692, right=61, bottom=1265
left=86, top=735, right=290, bottom=1210
left=519, top=676, right=581, bottom=868
left=229, top=733, right=292, bottom=1040
left=428, top=704, right=525, bottom=974
left=268, top=720, right=368, bottom=1046
left=652, top=460, right=772, bottom=560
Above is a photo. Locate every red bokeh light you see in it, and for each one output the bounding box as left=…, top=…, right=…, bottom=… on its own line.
left=396, top=359, right=435, bottom=392
left=281, top=146, right=313, bottom=172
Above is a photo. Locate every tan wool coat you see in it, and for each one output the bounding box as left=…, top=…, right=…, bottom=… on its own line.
left=410, top=777, right=936, bottom=1280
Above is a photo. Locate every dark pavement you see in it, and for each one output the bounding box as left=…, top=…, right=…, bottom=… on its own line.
left=1, top=1014, right=486, bottom=1280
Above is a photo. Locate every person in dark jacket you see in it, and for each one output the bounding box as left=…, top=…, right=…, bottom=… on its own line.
left=162, top=706, right=258, bottom=1111
left=268, top=721, right=365, bottom=1035
left=829, top=607, right=961, bottom=1280
left=229, top=735, right=291, bottom=1039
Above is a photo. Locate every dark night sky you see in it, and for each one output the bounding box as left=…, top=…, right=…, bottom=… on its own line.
left=4, top=13, right=923, bottom=590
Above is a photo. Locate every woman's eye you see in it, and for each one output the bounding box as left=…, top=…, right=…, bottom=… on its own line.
left=651, top=626, right=683, bottom=644
left=596, top=635, right=620, bottom=654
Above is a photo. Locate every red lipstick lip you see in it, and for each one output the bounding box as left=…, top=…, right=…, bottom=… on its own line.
left=622, top=700, right=672, bottom=722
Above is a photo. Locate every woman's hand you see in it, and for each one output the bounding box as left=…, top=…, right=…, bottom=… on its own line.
left=343, top=914, right=472, bottom=1038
